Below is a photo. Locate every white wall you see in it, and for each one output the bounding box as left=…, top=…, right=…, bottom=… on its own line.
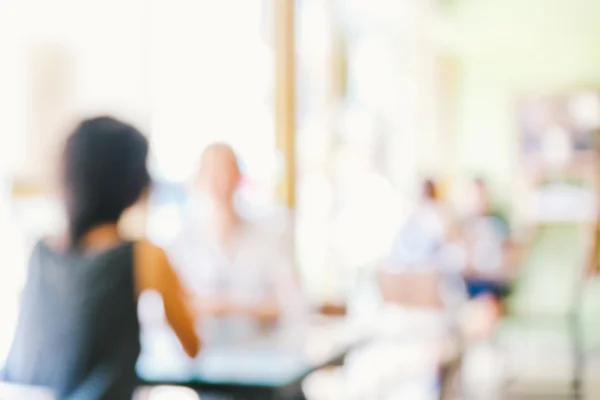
left=0, top=0, right=149, bottom=183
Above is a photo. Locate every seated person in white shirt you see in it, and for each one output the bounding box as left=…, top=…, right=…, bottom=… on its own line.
left=387, top=179, right=449, bottom=271
left=169, top=143, right=304, bottom=344
left=383, top=179, right=467, bottom=312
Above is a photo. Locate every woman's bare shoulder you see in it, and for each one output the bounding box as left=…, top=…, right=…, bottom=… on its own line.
left=133, top=239, right=172, bottom=294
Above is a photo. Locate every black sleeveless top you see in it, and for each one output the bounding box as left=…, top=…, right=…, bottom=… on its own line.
left=2, top=241, right=140, bottom=400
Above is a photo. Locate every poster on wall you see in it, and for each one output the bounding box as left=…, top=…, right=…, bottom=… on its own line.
left=518, top=91, right=600, bottom=222
left=519, top=91, right=600, bottom=171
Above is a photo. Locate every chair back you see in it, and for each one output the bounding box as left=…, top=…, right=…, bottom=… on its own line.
left=378, top=269, right=444, bottom=310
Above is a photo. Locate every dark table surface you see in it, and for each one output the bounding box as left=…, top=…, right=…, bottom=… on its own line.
left=137, top=317, right=357, bottom=399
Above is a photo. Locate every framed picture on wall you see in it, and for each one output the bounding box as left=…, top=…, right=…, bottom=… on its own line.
left=518, top=90, right=600, bottom=222
left=519, top=91, right=600, bottom=171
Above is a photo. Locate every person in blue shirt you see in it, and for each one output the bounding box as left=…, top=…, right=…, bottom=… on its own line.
left=462, top=178, right=512, bottom=301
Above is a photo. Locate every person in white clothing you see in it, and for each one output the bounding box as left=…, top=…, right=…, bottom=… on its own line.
left=387, top=179, right=449, bottom=271
left=168, top=143, right=305, bottom=344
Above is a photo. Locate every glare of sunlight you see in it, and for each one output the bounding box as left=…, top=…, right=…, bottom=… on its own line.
left=339, top=110, right=375, bottom=149
left=568, top=91, right=600, bottom=130
left=147, top=204, right=183, bottom=247
left=541, top=125, right=573, bottom=168
left=149, top=0, right=273, bottom=183
left=352, top=36, right=397, bottom=109
left=344, top=0, right=414, bottom=28
left=332, top=171, right=402, bottom=268
left=0, top=4, right=26, bottom=173
left=298, top=120, right=332, bottom=168
left=147, top=386, right=199, bottom=400
left=298, top=0, right=331, bottom=67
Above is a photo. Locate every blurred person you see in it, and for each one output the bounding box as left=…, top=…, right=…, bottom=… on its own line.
left=387, top=179, right=450, bottom=271
left=169, top=143, right=305, bottom=345
left=382, top=178, right=469, bottom=317
left=462, top=178, right=512, bottom=301
left=1, top=117, right=200, bottom=399
left=376, top=180, right=467, bottom=399
left=458, top=178, right=522, bottom=340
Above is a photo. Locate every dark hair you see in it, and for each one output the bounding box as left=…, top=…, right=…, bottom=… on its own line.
left=422, top=178, right=438, bottom=201
left=63, top=116, right=150, bottom=248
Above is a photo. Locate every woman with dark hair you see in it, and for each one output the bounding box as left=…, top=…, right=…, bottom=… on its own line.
left=1, top=117, right=200, bottom=399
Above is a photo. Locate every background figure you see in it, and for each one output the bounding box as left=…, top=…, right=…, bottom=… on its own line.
left=382, top=178, right=468, bottom=318
left=387, top=179, right=449, bottom=271
left=459, top=178, right=515, bottom=340
left=169, top=143, right=306, bottom=346
left=463, top=178, right=512, bottom=299
left=1, top=117, right=199, bottom=400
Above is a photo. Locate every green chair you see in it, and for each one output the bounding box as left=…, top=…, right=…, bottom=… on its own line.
left=494, top=223, right=590, bottom=398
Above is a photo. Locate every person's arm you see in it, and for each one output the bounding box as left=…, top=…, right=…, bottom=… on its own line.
left=235, top=299, right=281, bottom=322
left=193, top=294, right=281, bottom=321
left=585, top=219, right=600, bottom=276
left=134, top=240, right=200, bottom=358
